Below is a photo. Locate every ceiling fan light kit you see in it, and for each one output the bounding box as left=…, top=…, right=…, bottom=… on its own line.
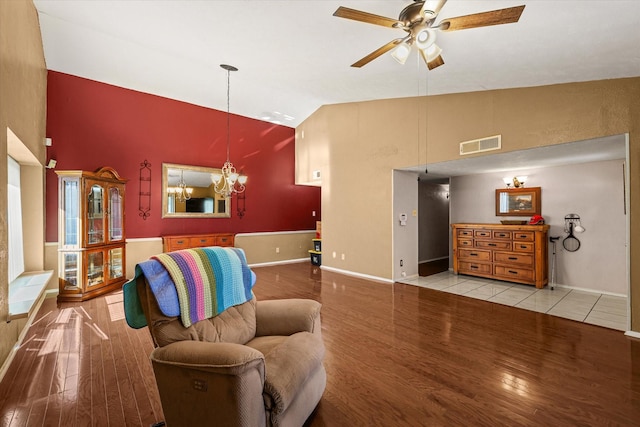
left=391, top=41, right=412, bottom=64
left=333, top=0, right=525, bottom=70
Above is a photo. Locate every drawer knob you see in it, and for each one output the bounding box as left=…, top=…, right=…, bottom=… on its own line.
left=471, top=265, right=478, bottom=269
left=508, top=257, right=517, bottom=260
left=508, top=270, right=518, bottom=274
left=470, top=253, right=478, bottom=257
left=488, top=243, right=497, bottom=247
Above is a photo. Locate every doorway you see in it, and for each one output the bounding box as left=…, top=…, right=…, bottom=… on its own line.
left=418, top=180, right=450, bottom=276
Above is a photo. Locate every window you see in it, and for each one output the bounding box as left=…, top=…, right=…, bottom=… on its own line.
left=7, top=155, right=24, bottom=283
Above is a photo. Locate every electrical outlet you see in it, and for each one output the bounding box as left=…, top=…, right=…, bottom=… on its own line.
left=341, top=253, right=345, bottom=261
left=275, top=247, right=280, bottom=253
left=400, top=259, right=404, bottom=267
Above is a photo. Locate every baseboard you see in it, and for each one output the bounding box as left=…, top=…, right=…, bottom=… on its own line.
left=320, top=265, right=394, bottom=284
left=419, top=256, right=449, bottom=264
left=624, top=330, right=640, bottom=339
left=249, top=258, right=308, bottom=268
left=553, top=283, right=627, bottom=298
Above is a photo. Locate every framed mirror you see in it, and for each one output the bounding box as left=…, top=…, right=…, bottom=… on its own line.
left=162, top=163, right=230, bottom=218
left=495, top=187, right=541, bottom=216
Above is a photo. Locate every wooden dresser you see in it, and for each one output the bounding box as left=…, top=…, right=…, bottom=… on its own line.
left=452, top=223, right=550, bottom=288
left=162, top=233, right=235, bottom=253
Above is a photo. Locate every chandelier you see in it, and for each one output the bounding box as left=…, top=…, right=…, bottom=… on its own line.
left=168, top=169, right=193, bottom=202
left=213, top=64, right=247, bottom=198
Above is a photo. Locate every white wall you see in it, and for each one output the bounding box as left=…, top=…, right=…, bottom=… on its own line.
left=393, top=170, right=419, bottom=281
left=450, top=159, right=627, bottom=295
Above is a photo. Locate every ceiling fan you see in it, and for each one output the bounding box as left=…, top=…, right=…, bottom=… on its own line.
left=333, top=0, right=525, bottom=70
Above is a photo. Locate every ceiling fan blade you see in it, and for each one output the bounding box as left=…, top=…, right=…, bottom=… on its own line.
left=439, top=5, right=525, bottom=32
left=333, top=6, right=401, bottom=28
left=351, top=39, right=403, bottom=68
left=421, top=0, right=448, bottom=19
left=427, top=55, right=445, bottom=70
left=419, top=48, right=445, bottom=70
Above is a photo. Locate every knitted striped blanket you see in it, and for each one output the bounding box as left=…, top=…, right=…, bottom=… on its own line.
left=152, top=247, right=254, bottom=328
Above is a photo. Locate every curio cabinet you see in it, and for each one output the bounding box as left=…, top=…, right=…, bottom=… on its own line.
left=56, top=167, right=128, bottom=302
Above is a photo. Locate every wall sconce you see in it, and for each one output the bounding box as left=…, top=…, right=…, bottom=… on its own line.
left=514, top=176, right=527, bottom=187
left=504, top=176, right=528, bottom=188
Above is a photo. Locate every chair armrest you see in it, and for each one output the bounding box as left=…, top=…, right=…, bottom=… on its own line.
left=151, top=341, right=264, bottom=375
left=255, top=299, right=322, bottom=337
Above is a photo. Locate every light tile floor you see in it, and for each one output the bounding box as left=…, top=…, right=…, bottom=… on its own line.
left=398, top=271, right=628, bottom=331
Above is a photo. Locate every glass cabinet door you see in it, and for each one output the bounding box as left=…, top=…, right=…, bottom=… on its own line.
left=60, top=251, right=81, bottom=290
left=86, top=250, right=105, bottom=288
left=61, top=177, right=80, bottom=247
left=87, top=184, right=105, bottom=245
left=108, top=186, right=123, bottom=241
left=108, top=247, right=124, bottom=280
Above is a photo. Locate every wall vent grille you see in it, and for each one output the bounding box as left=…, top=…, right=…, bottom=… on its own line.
left=459, top=135, right=502, bottom=156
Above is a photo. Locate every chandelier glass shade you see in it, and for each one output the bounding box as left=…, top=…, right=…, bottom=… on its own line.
left=214, top=64, right=247, bottom=198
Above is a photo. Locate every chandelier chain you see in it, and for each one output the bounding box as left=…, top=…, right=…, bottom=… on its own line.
left=226, top=67, right=231, bottom=162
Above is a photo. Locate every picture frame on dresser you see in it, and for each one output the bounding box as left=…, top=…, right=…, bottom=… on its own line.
left=495, top=187, right=541, bottom=216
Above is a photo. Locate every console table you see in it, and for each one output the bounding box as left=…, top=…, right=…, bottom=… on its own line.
left=162, top=233, right=235, bottom=253
left=452, top=223, right=549, bottom=288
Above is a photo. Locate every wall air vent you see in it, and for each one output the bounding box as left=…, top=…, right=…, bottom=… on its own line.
left=459, top=135, right=502, bottom=156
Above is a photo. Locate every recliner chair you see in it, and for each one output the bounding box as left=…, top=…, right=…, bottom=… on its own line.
left=132, top=257, right=326, bottom=427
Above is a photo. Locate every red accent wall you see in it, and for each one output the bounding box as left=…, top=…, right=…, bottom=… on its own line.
left=45, top=71, right=320, bottom=241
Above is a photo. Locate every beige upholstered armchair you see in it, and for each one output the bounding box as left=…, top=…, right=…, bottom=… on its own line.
left=125, top=248, right=326, bottom=427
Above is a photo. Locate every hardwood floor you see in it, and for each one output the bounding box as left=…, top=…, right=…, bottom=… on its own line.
left=1, top=262, right=639, bottom=426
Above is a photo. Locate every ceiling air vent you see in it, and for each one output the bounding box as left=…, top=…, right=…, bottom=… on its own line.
left=459, top=135, right=502, bottom=156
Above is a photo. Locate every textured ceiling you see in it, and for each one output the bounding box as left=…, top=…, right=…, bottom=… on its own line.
left=33, top=1, right=638, bottom=177
left=34, top=1, right=640, bottom=128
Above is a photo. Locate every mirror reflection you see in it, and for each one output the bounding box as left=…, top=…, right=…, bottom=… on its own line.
left=162, top=163, right=230, bottom=218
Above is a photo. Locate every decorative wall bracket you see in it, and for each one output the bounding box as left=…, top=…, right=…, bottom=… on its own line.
left=237, top=191, right=246, bottom=219
left=139, top=159, right=151, bottom=220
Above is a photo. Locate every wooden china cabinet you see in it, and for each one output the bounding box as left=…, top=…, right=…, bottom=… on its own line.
left=56, top=167, right=128, bottom=302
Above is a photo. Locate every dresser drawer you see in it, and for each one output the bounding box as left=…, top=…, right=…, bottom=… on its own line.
left=190, top=236, right=217, bottom=247
left=459, top=261, right=491, bottom=275
left=494, top=251, right=533, bottom=266
left=457, top=229, right=474, bottom=238
left=457, top=238, right=473, bottom=248
left=474, top=230, right=492, bottom=238
left=513, top=231, right=534, bottom=241
left=492, top=230, right=512, bottom=240
left=215, top=234, right=234, bottom=247
left=165, top=238, right=190, bottom=251
left=475, top=240, right=512, bottom=250
left=458, top=249, right=491, bottom=261
left=513, top=242, right=534, bottom=252
left=494, top=265, right=534, bottom=281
